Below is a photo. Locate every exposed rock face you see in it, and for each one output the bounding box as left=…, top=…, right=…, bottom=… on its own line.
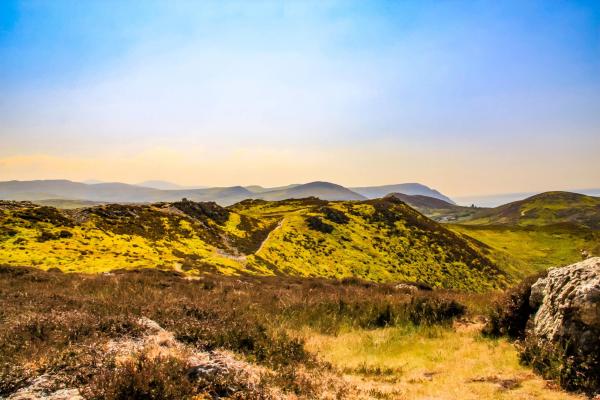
left=394, top=283, right=419, bottom=294
left=529, top=257, right=600, bottom=353
left=7, top=375, right=83, bottom=400
left=525, top=257, right=600, bottom=394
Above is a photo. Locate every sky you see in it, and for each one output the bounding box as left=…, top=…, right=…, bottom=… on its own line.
left=0, top=0, right=599, bottom=197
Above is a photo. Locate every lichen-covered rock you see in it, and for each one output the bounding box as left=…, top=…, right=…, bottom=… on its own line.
left=529, top=257, right=600, bottom=353
left=394, top=283, right=418, bottom=294
left=7, top=375, right=83, bottom=400
left=524, top=257, right=600, bottom=395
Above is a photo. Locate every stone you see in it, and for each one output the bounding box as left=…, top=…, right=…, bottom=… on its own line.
left=394, top=283, right=419, bottom=294
left=529, top=257, right=600, bottom=352
left=525, top=257, right=600, bottom=394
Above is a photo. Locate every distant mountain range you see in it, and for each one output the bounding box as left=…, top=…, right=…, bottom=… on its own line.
left=0, top=180, right=450, bottom=206
left=136, top=180, right=208, bottom=190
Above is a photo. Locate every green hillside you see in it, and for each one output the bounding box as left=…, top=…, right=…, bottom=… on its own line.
left=462, top=191, right=600, bottom=229
left=446, top=192, right=600, bottom=276
left=0, top=198, right=507, bottom=291
left=385, top=193, right=484, bottom=222
left=232, top=197, right=506, bottom=290
left=450, top=224, right=599, bottom=278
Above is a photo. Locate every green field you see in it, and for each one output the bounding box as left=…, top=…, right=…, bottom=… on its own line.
left=450, top=224, right=598, bottom=277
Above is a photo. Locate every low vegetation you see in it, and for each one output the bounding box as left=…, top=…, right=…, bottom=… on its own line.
left=460, top=191, right=600, bottom=230
left=0, top=198, right=508, bottom=290
left=1, top=265, right=467, bottom=399
left=0, top=266, right=583, bottom=399
left=484, top=269, right=599, bottom=397
left=2, top=192, right=599, bottom=398
left=450, top=224, right=599, bottom=277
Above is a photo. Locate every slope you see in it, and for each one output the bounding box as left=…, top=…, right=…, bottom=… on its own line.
left=462, top=191, right=600, bottom=230
left=351, top=183, right=455, bottom=204
left=0, top=199, right=275, bottom=275
left=0, top=198, right=507, bottom=291
left=231, top=197, right=507, bottom=290
left=448, top=191, right=600, bottom=277
left=386, top=193, right=485, bottom=222
left=450, top=223, right=600, bottom=278
left=256, top=181, right=366, bottom=201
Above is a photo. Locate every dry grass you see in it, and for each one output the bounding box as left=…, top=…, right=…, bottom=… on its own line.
left=0, top=265, right=466, bottom=399
left=304, top=324, right=585, bottom=400
left=0, top=265, right=586, bottom=399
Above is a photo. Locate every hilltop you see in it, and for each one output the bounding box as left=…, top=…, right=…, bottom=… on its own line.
left=0, top=197, right=506, bottom=291
left=351, top=183, right=455, bottom=204
left=462, top=191, right=600, bottom=230
left=448, top=191, right=600, bottom=277
left=388, top=190, right=600, bottom=230
left=455, top=188, right=600, bottom=208
left=256, top=181, right=366, bottom=201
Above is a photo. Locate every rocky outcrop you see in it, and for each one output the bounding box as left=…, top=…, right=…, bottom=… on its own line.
left=529, top=257, right=600, bottom=351
left=394, top=283, right=419, bottom=294
left=7, top=375, right=82, bottom=400
left=524, top=257, right=600, bottom=395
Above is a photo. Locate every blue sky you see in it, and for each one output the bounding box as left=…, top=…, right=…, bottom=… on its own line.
left=1, top=0, right=599, bottom=195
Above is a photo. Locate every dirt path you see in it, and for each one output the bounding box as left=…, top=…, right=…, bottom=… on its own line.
left=256, top=219, right=284, bottom=254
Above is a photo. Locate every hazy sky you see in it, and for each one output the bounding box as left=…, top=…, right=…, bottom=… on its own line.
left=1, top=0, right=599, bottom=196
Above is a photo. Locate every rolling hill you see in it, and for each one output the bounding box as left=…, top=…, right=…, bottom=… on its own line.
left=256, top=181, right=366, bottom=201
left=136, top=180, right=207, bottom=190
left=462, top=191, right=600, bottom=230
left=455, top=188, right=600, bottom=208
left=447, top=191, right=600, bottom=277
left=386, top=193, right=484, bottom=222
left=351, top=183, right=455, bottom=204
left=0, top=197, right=508, bottom=290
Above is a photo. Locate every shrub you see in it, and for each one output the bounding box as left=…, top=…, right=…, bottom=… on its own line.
left=85, top=354, right=196, bottom=400
left=319, top=207, right=349, bottom=224
left=305, top=216, right=334, bottom=233
left=520, top=336, right=600, bottom=396
left=483, top=272, right=546, bottom=339
left=407, top=296, right=466, bottom=325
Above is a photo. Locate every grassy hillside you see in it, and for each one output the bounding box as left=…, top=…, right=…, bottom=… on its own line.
left=450, top=224, right=599, bottom=277
left=462, top=191, right=600, bottom=230
left=443, top=192, right=600, bottom=276
left=0, top=197, right=507, bottom=291
left=386, top=193, right=485, bottom=222
left=0, top=199, right=275, bottom=276
left=231, top=197, right=507, bottom=290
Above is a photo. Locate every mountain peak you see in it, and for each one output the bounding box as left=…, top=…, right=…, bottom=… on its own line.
left=351, top=183, right=455, bottom=204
